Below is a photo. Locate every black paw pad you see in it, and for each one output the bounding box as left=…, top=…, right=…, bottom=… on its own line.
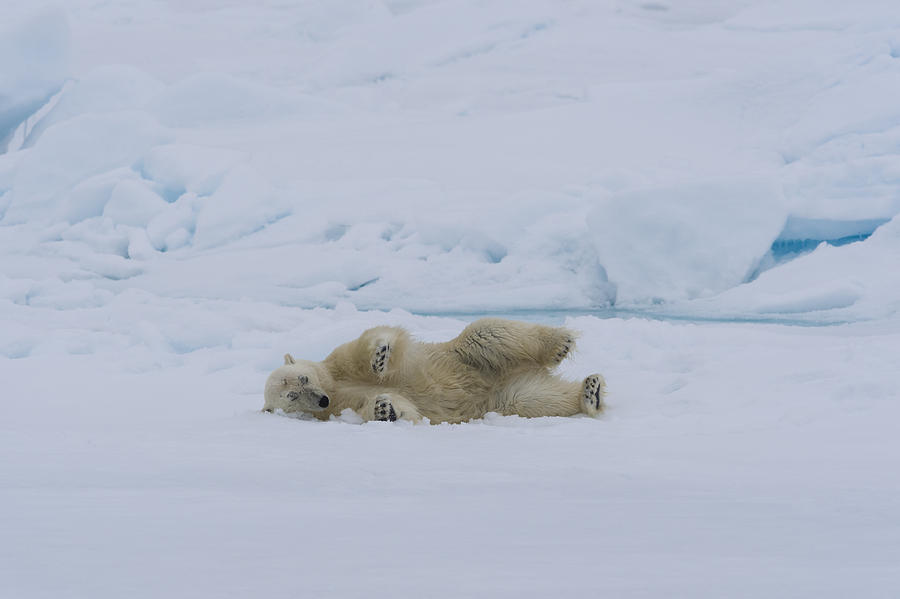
left=374, top=396, right=397, bottom=422
left=554, top=336, right=574, bottom=363
left=583, top=375, right=606, bottom=412
left=372, top=344, right=391, bottom=375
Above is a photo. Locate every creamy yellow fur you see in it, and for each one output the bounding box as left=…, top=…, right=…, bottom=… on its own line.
left=263, top=318, right=606, bottom=424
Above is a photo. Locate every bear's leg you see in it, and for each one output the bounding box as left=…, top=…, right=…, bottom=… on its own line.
left=452, top=318, right=576, bottom=372
left=495, top=372, right=606, bottom=418
left=368, top=393, right=423, bottom=423
left=361, top=326, right=410, bottom=379
left=327, top=325, right=411, bottom=381
left=494, top=371, right=583, bottom=418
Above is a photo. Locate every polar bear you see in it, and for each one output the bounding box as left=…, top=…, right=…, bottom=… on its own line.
left=263, top=318, right=606, bottom=424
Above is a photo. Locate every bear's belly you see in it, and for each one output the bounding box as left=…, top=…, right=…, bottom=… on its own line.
left=394, top=362, right=497, bottom=422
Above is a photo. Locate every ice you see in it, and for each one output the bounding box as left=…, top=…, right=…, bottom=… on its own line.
left=3, top=310, right=900, bottom=597
left=777, top=216, right=891, bottom=244
left=149, top=72, right=303, bottom=127
left=0, top=10, right=69, bottom=150
left=102, top=179, right=169, bottom=227
left=781, top=59, right=900, bottom=165
left=588, top=179, right=787, bottom=303
left=2, top=1, right=900, bottom=596
left=697, top=214, right=900, bottom=321
left=145, top=193, right=200, bottom=252
left=138, top=143, right=246, bottom=199
left=744, top=216, right=892, bottom=280
left=57, top=167, right=138, bottom=225
left=192, top=165, right=290, bottom=250
left=3, top=111, right=171, bottom=224
left=21, top=64, right=164, bottom=148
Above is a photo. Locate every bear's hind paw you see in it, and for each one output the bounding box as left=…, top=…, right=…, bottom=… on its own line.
left=539, top=326, right=577, bottom=367
left=374, top=394, right=398, bottom=422
left=582, top=374, right=606, bottom=415
left=551, top=333, right=576, bottom=365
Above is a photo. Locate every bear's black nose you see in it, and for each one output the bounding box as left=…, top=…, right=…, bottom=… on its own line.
left=318, top=396, right=330, bottom=408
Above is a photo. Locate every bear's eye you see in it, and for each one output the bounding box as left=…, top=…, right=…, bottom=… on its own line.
left=282, top=378, right=288, bottom=386
left=298, top=375, right=309, bottom=385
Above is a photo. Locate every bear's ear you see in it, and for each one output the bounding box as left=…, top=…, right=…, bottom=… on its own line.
left=284, top=353, right=296, bottom=365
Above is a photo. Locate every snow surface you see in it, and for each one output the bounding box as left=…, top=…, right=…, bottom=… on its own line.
left=2, top=1, right=900, bottom=597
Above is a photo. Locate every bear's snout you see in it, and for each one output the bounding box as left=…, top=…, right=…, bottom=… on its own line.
left=318, top=396, right=330, bottom=408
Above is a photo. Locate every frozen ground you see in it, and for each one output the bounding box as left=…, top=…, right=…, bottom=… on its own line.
left=2, top=1, right=900, bottom=597
left=3, top=311, right=900, bottom=597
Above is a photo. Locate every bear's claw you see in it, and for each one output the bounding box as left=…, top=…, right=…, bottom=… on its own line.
left=582, top=374, right=606, bottom=414
left=549, top=332, right=575, bottom=366
left=372, top=343, right=391, bottom=376
left=374, top=395, right=397, bottom=422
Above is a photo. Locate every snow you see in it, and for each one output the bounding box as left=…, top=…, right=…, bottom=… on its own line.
left=0, top=10, right=69, bottom=150
left=2, top=1, right=900, bottom=597
left=2, top=0, right=896, bottom=315
left=588, top=178, right=787, bottom=302
left=698, top=214, right=900, bottom=321
left=3, top=312, right=899, bottom=597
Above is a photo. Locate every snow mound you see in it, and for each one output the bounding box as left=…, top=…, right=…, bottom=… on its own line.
left=693, top=215, right=900, bottom=320
left=138, top=143, right=247, bottom=200
left=0, top=0, right=899, bottom=323
left=102, top=179, right=169, bottom=227
left=192, top=165, right=290, bottom=250
left=0, top=10, right=69, bottom=150
left=22, top=64, right=164, bottom=148
left=588, top=179, right=787, bottom=303
left=3, top=111, right=172, bottom=224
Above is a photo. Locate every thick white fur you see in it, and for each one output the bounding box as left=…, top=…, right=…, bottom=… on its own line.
left=263, top=318, right=606, bottom=424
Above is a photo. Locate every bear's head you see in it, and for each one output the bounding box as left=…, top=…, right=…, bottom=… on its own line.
left=263, top=354, right=332, bottom=414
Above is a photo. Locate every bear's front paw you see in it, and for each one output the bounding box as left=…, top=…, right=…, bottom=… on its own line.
left=582, top=374, right=606, bottom=415
left=372, top=342, right=392, bottom=377
left=374, top=394, right=397, bottom=422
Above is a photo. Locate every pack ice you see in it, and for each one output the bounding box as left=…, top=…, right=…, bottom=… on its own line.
left=1, top=2, right=899, bottom=597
